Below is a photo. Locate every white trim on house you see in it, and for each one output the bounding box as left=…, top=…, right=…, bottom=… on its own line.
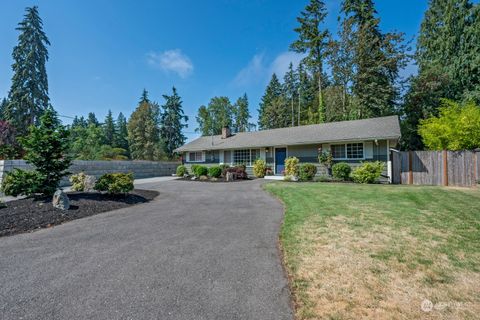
left=329, top=142, right=366, bottom=160
left=187, top=151, right=205, bottom=162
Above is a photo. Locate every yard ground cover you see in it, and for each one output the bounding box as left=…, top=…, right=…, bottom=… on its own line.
left=265, top=182, right=480, bottom=319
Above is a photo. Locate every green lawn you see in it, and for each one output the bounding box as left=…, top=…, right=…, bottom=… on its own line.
left=265, top=182, right=480, bottom=320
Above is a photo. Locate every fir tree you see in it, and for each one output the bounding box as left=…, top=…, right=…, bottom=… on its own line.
left=0, top=98, right=8, bottom=120
left=114, top=112, right=129, bottom=152
left=103, top=110, right=115, bottom=146
left=4, top=6, right=51, bottom=135
left=127, top=95, right=161, bottom=160
left=258, top=74, right=284, bottom=129
left=87, top=112, right=99, bottom=127
left=401, top=0, right=479, bottom=149
left=159, top=87, right=188, bottom=157
left=283, top=63, right=299, bottom=126
left=341, top=0, right=408, bottom=118
left=291, top=0, right=330, bottom=123
left=19, top=108, right=71, bottom=195
left=139, top=89, right=150, bottom=104
left=233, top=94, right=252, bottom=132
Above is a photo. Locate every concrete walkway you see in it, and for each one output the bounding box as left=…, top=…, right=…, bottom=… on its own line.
left=0, top=179, right=293, bottom=320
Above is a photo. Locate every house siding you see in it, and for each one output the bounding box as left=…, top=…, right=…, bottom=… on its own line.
left=181, top=139, right=391, bottom=178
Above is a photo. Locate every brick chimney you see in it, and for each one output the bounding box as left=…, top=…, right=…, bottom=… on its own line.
left=221, top=126, right=231, bottom=139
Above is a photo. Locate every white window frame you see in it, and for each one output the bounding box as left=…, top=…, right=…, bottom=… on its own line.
left=188, top=151, right=204, bottom=162
left=330, top=142, right=365, bottom=160
left=232, top=149, right=261, bottom=166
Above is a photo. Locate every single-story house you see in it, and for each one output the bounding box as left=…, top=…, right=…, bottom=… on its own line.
left=174, top=115, right=401, bottom=179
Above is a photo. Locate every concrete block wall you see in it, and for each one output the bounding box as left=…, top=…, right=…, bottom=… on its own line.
left=0, top=160, right=180, bottom=187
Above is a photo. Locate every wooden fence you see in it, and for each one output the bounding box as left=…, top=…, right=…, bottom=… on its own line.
left=391, top=150, right=480, bottom=187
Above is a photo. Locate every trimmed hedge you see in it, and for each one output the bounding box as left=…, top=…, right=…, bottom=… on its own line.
left=298, top=163, right=317, bottom=181
left=176, top=165, right=188, bottom=177
left=94, top=172, right=134, bottom=194
left=332, top=162, right=352, bottom=181
left=208, top=166, right=222, bottom=178
left=193, top=165, right=208, bottom=177
left=351, top=162, right=384, bottom=184
left=253, top=159, right=267, bottom=178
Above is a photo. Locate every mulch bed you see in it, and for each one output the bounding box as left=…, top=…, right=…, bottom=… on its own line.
left=176, top=177, right=252, bottom=183
left=0, top=189, right=158, bottom=237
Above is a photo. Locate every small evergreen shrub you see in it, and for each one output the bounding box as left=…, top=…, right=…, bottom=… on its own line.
left=253, top=159, right=267, bottom=178
left=351, top=162, right=384, bottom=184
left=70, top=172, right=87, bottom=191
left=194, top=165, right=208, bottom=177
left=176, top=165, right=188, bottom=177
left=208, top=166, right=222, bottom=178
left=94, top=172, right=134, bottom=194
left=298, top=163, right=317, bottom=181
left=332, top=162, right=352, bottom=181
left=284, top=157, right=299, bottom=177
left=1, top=169, right=42, bottom=197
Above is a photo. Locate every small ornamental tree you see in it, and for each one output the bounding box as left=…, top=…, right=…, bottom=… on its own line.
left=20, top=108, right=71, bottom=195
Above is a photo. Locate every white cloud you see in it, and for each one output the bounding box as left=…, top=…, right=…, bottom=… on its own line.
left=232, top=53, right=267, bottom=86
left=147, top=49, right=194, bottom=78
left=232, top=51, right=305, bottom=87
left=269, top=52, right=305, bottom=78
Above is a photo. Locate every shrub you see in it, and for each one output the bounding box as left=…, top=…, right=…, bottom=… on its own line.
left=1, top=169, right=42, bottom=197
left=253, top=159, right=267, bottom=178
left=225, top=166, right=248, bottom=179
left=219, top=164, right=230, bottom=177
left=70, top=172, right=96, bottom=192
left=19, top=109, right=72, bottom=196
left=70, top=172, right=87, bottom=191
left=351, top=161, right=384, bottom=184
left=332, top=162, right=352, bottom=181
left=176, top=165, right=188, bottom=177
left=94, top=173, right=134, bottom=194
left=318, top=151, right=334, bottom=169
left=298, top=163, right=317, bottom=181
left=265, top=167, right=274, bottom=176
left=208, top=166, right=222, bottom=178
left=284, top=157, right=299, bottom=177
left=193, top=165, right=208, bottom=177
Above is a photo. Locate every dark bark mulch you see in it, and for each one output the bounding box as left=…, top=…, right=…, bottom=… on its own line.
left=176, top=177, right=252, bottom=183
left=0, top=189, right=158, bottom=237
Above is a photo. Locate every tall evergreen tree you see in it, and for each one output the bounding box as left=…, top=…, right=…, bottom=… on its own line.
left=139, top=89, right=150, bottom=104
left=127, top=94, right=161, bottom=160
left=114, top=112, right=129, bottom=152
left=328, top=16, right=355, bottom=120
left=283, top=63, right=299, bottom=126
left=341, top=0, right=408, bottom=118
left=290, top=0, right=330, bottom=123
left=159, top=87, right=188, bottom=157
left=258, top=74, right=284, bottom=129
left=0, top=98, right=8, bottom=120
left=401, top=0, right=479, bottom=149
left=103, top=110, right=115, bottom=146
left=233, top=94, right=252, bottom=132
left=87, top=112, right=99, bottom=127
left=4, top=6, right=50, bottom=135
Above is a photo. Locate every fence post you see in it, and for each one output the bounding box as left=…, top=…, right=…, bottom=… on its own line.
left=443, top=150, right=448, bottom=186
left=408, top=151, right=413, bottom=185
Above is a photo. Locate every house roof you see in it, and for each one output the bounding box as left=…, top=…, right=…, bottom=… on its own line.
left=175, top=115, right=401, bottom=152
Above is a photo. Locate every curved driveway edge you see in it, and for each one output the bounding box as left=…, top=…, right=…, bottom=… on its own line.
left=0, top=179, right=293, bottom=320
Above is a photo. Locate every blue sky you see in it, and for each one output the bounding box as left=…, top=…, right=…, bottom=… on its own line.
left=0, top=0, right=428, bottom=141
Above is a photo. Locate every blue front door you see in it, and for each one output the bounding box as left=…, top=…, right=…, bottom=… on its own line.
left=275, top=148, right=287, bottom=174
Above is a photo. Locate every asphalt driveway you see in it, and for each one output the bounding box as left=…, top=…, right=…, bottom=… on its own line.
left=0, top=179, right=293, bottom=320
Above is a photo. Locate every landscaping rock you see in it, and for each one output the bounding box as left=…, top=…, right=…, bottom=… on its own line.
left=199, top=175, right=209, bottom=181
left=52, top=190, right=70, bottom=210
left=226, top=172, right=234, bottom=182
